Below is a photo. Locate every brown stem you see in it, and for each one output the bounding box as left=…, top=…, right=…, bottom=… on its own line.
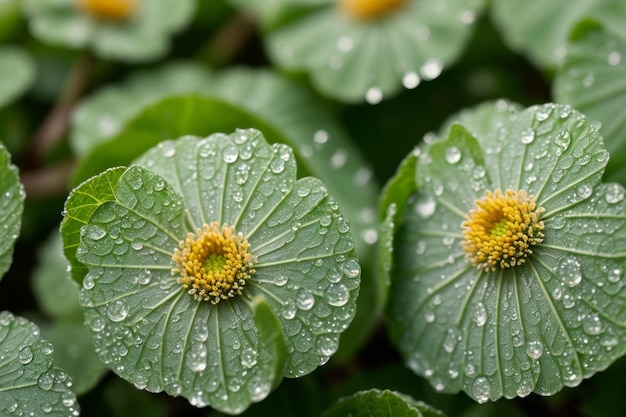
left=198, top=12, right=257, bottom=68
left=30, top=52, right=96, bottom=162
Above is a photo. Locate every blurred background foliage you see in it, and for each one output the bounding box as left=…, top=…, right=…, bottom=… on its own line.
left=2, top=0, right=626, bottom=416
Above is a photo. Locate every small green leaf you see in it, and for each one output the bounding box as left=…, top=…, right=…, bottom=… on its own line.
left=61, top=166, right=126, bottom=284
left=260, top=0, right=486, bottom=103
left=320, top=389, right=447, bottom=417
left=0, top=141, right=24, bottom=280
left=0, top=47, right=35, bottom=108
left=0, top=311, right=79, bottom=416
left=71, top=129, right=360, bottom=412
left=387, top=102, right=626, bottom=402
left=491, top=0, right=626, bottom=68
left=553, top=21, right=626, bottom=182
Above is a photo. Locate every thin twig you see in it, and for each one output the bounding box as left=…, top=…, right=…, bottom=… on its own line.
left=30, top=52, right=96, bottom=162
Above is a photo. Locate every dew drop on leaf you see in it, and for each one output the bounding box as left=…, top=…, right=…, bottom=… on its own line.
left=576, top=185, right=593, bottom=199
left=420, top=58, right=443, bottom=80
left=526, top=340, right=543, bottom=359
left=415, top=195, right=436, bottom=218
left=240, top=347, right=257, bottom=368
left=18, top=346, right=33, bottom=364
left=582, top=313, right=602, bottom=335
left=608, top=51, right=621, bottom=65
left=556, top=256, right=582, bottom=287
left=472, top=302, right=487, bottom=327
left=520, top=128, right=535, bottom=144
left=342, top=259, right=360, bottom=278
left=106, top=300, right=129, bottom=322
left=605, top=184, right=625, bottom=203
left=471, top=376, right=491, bottom=403
left=222, top=144, right=239, bottom=163
left=324, top=283, right=349, bottom=307
left=274, top=275, right=288, bottom=286
left=444, top=146, right=461, bottom=164
left=608, top=267, right=622, bottom=283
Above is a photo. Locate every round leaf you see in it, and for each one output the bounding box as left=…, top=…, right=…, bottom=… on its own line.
left=387, top=102, right=626, bottom=402
left=72, top=129, right=360, bottom=412
left=553, top=21, right=626, bottom=182
left=320, top=389, right=447, bottom=417
left=491, top=0, right=626, bottom=68
left=0, top=47, right=35, bottom=108
left=261, top=0, right=486, bottom=103
left=0, top=141, right=24, bottom=280
left=0, top=311, right=79, bottom=416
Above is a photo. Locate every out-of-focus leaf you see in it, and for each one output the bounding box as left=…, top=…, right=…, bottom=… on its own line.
left=0, top=141, right=24, bottom=280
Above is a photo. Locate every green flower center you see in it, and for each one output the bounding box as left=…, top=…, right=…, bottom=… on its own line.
left=462, top=189, right=545, bottom=271
left=77, top=0, right=136, bottom=21
left=172, top=222, right=255, bottom=304
left=339, top=0, right=406, bottom=20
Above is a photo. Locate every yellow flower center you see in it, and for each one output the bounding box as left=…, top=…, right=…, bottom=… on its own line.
left=462, top=189, right=544, bottom=271
left=339, top=0, right=406, bottom=20
left=172, top=222, right=255, bottom=304
left=77, top=0, right=136, bottom=21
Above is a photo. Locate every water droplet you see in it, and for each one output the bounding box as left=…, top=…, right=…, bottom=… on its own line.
left=473, top=302, right=487, bottom=327
left=83, top=225, right=106, bottom=240
left=270, top=157, right=285, bottom=173
left=343, top=259, right=360, bottom=278
left=556, top=256, right=582, bottom=287
left=131, top=242, right=143, bottom=250
left=517, top=381, right=533, bottom=397
left=415, top=194, right=436, bottom=218
left=526, top=340, right=543, bottom=359
left=582, top=73, right=594, bottom=88
left=554, top=130, right=571, bottom=150
left=296, top=289, right=315, bottom=310
left=608, top=267, right=622, bottom=283
left=325, top=283, right=349, bottom=306
left=402, top=71, right=420, bottom=89
left=605, top=184, right=624, bottom=203
left=282, top=302, right=297, bottom=319
left=240, top=347, right=257, bottom=368
left=443, top=328, right=460, bottom=353
left=576, top=184, right=593, bottom=199
left=420, top=58, right=443, bottom=80
left=536, top=105, right=553, bottom=121
left=444, top=146, right=461, bottom=164
left=106, top=300, right=129, bottom=322
left=608, top=51, right=621, bottom=65
left=186, top=342, right=207, bottom=372
left=222, top=144, right=239, bottom=163
left=365, top=87, right=383, bottom=105
left=18, top=346, right=33, bottom=364
left=338, top=219, right=350, bottom=233
left=274, top=275, right=288, bottom=286
left=583, top=313, right=602, bottom=335
left=38, top=372, right=54, bottom=390
left=472, top=376, right=491, bottom=404
left=520, top=128, right=535, bottom=144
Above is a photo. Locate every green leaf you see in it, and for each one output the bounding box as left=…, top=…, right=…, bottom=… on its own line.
left=61, top=166, right=126, bottom=284
left=261, top=0, right=486, bottom=103
left=387, top=102, right=626, bottom=403
left=23, top=0, right=197, bottom=62
left=0, top=141, right=24, bottom=280
left=553, top=21, right=626, bottom=182
left=33, top=232, right=82, bottom=319
left=42, top=320, right=108, bottom=395
left=71, top=129, right=360, bottom=412
left=0, top=47, right=35, bottom=108
left=70, top=63, right=216, bottom=157
left=0, top=311, right=79, bottom=416
left=491, top=0, right=626, bottom=68
left=320, top=389, right=447, bottom=417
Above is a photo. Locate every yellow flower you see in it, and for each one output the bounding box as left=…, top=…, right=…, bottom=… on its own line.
left=462, top=189, right=544, bottom=271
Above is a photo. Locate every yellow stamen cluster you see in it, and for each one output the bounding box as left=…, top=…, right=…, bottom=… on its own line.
left=462, top=189, right=544, bottom=271
left=172, top=222, right=255, bottom=304
left=339, top=0, right=406, bottom=20
left=77, top=0, right=136, bottom=21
